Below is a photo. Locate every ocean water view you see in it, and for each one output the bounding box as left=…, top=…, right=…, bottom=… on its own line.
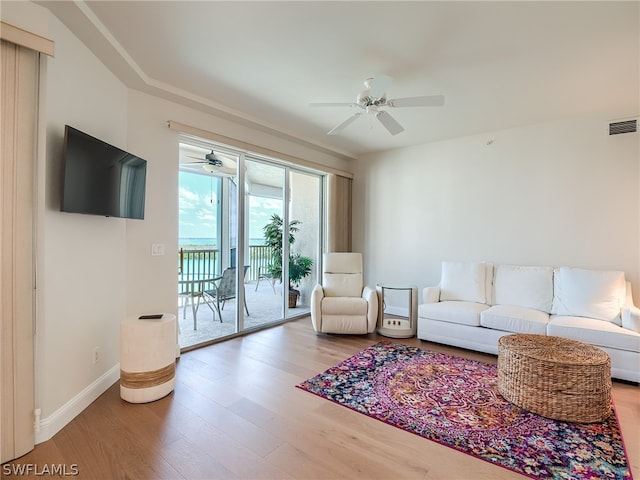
left=178, top=238, right=273, bottom=282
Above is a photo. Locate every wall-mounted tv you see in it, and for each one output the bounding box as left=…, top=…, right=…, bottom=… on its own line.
left=61, top=125, right=147, bottom=219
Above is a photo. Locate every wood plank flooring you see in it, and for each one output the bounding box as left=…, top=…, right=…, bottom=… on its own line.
left=5, top=317, right=639, bottom=479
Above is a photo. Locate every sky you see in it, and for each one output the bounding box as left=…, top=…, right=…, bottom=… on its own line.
left=179, top=171, right=282, bottom=244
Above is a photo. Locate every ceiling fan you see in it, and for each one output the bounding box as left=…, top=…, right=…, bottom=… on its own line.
left=311, top=75, right=444, bottom=136
left=184, top=150, right=237, bottom=176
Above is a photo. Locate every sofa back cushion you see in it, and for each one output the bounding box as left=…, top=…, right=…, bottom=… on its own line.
left=440, top=261, right=491, bottom=304
left=551, top=267, right=626, bottom=323
left=492, top=265, right=554, bottom=312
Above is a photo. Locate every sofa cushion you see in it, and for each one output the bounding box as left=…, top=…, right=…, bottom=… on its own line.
left=480, top=305, right=549, bottom=334
left=440, top=262, right=488, bottom=304
left=548, top=315, right=640, bottom=353
left=492, top=265, right=553, bottom=312
left=418, top=301, right=488, bottom=326
left=551, top=267, right=625, bottom=323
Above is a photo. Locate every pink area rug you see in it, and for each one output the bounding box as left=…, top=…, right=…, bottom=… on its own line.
left=297, top=341, right=632, bottom=479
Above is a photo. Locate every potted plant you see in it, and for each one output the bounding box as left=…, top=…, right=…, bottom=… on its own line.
left=263, top=214, right=313, bottom=307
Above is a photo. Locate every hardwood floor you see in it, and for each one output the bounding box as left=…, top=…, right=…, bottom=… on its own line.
left=6, top=318, right=639, bottom=479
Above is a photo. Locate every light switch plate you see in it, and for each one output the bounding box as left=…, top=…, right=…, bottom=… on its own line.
left=151, top=243, right=165, bottom=256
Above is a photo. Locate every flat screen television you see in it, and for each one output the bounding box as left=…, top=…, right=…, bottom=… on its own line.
left=61, top=125, right=147, bottom=219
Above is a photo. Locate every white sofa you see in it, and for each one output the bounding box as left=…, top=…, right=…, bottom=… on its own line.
left=417, top=262, right=640, bottom=382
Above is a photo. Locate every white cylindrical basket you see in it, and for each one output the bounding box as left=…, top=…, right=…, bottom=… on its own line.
left=120, top=313, right=176, bottom=403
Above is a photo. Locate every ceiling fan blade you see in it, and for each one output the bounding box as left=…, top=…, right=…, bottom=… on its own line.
left=368, top=75, right=392, bottom=99
left=376, top=111, right=404, bottom=135
left=309, top=102, right=358, bottom=108
left=327, top=113, right=363, bottom=135
left=387, top=95, right=445, bottom=108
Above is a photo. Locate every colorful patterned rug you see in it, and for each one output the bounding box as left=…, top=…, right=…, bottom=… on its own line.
left=296, top=342, right=632, bottom=480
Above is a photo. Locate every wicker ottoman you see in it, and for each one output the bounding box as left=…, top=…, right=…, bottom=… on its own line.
left=497, top=334, right=611, bottom=423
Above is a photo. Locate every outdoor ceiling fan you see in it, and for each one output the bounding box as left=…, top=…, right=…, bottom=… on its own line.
left=185, top=150, right=237, bottom=176
left=310, top=75, right=444, bottom=136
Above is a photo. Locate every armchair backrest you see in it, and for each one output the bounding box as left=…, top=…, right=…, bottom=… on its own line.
left=322, top=252, right=363, bottom=297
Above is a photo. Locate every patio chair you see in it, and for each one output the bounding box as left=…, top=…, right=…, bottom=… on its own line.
left=203, top=267, right=250, bottom=322
left=255, top=266, right=276, bottom=294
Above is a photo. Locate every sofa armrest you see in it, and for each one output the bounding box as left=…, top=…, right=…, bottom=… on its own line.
left=423, top=286, right=440, bottom=304
left=310, top=284, right=324, bottom=332
left=362, top=285, right=379, bottom=333
left=622, top=305, right=640, bottom=332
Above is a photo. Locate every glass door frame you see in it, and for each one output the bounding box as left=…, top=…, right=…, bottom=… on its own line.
left=237, top=152, right=324, bottom=328
left=178, top=135, right=325, bottom=348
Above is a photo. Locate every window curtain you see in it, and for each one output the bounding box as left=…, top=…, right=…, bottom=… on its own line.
left=0, top=38, right=38, bottom=463
left=326, top=173, right=352, bottom=252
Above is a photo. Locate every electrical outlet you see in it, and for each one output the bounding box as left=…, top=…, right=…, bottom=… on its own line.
left=92, top=347, right=100, bottom=364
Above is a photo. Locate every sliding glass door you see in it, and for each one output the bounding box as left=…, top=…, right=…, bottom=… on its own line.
left=242, top=158, right=285, bottom=328
left=178, top=139, right=323, bottom=349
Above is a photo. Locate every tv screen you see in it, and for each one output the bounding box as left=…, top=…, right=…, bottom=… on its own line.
left=61, top=125, right=147, bottom=219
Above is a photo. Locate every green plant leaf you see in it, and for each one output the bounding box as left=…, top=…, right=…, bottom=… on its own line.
left=262, top=214, right=313, bottom=290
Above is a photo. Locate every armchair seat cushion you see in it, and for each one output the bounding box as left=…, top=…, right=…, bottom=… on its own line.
left=321, top=297, right=368, bottom=315
left=418, top=301, right=488, bottom=326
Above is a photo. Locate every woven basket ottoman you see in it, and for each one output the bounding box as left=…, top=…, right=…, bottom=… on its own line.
left=497, top=334, right=611, bottom=423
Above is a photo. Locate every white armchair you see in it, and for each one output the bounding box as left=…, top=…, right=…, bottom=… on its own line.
left=311, top=252, right=378, bottom=334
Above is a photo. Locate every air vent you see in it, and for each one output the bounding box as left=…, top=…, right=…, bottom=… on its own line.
left=609, top=118, right=637, bottom=135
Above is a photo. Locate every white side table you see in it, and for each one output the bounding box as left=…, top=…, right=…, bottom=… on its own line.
left=376, top=283, right=418, bottom=338
left=120, top=313, right=176, bottom=403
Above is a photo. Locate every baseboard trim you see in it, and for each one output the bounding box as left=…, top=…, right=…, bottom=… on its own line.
left=35, top=364, right=120, bottom=444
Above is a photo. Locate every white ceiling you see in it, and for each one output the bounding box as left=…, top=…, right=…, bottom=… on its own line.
left=42, top=1, right=639, bottom=159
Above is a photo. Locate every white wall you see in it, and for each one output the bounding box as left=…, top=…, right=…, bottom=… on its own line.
left=3, top=1, right=353, bottom=443
left=38, top=9, right=129, bottom=431
left=123, top=92, right=180, bottom=317
left=354, top=115, right=640, bottom=308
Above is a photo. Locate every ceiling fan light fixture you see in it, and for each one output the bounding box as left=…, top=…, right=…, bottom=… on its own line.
left=357, top=90, right=372, bottom=106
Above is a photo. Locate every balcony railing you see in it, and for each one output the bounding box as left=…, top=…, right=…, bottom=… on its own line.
left=248, top=245, right=272, bottom=282
left=178, top=246, right=275, bottom=283
left=178, top=248, right=219, bottom=278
